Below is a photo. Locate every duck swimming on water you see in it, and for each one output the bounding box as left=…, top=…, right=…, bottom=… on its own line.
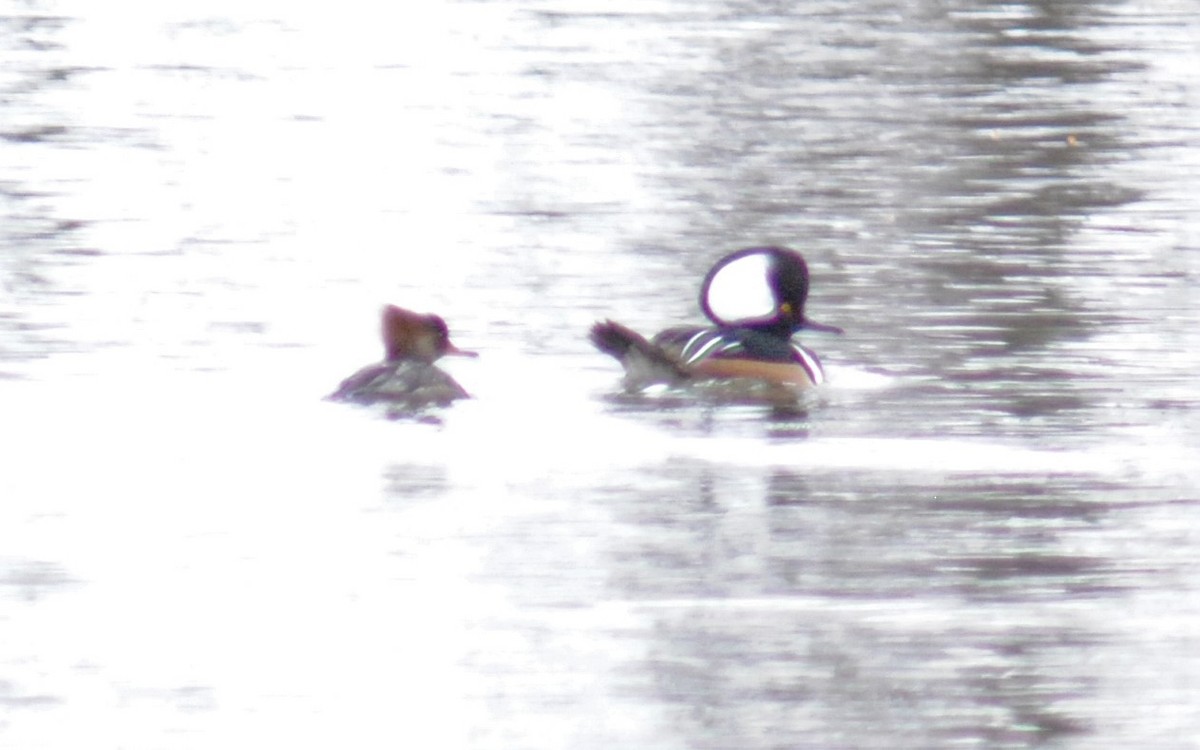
left=329, top=304, right=475, bottom=407
left=590, top=246, right=841, bottom=396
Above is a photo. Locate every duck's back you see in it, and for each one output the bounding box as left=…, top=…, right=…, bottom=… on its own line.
left=329, top=360, right=468, bottom=406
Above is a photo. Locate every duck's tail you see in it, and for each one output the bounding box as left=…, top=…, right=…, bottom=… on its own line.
left=589, top=320, right=691, bottom=389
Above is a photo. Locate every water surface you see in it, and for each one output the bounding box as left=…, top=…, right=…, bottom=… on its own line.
left=2, top=2, right=1199, bottom=748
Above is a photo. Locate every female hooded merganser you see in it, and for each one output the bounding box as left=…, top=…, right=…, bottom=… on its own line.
left=329, top=304, right=476, bottom=407
left=590, top=246, right=841, bottom=394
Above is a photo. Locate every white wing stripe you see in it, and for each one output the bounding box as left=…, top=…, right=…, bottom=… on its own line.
left=683, top=332, right=728, bottom=364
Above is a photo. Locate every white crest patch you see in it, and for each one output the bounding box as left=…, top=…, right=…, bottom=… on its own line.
left=702, top=251, right=777, bottom=324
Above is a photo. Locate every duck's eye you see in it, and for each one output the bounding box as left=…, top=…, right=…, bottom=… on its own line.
left=779, top=302, right=793, bottom=316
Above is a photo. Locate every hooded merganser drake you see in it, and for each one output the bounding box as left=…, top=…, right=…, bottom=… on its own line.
left=590, top=246, right=841, bottom=394
left=329, top=304, right=476, bottom=407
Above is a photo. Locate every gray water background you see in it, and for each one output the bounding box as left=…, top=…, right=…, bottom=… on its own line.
left=2, top=2, right=1199, bottom=748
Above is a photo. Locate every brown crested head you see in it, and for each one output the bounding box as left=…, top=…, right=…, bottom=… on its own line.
left=381, top=304, right=475, bottom=363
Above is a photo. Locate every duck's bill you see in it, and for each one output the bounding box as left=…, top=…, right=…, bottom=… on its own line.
left=444, top=342, right=479, bottom=357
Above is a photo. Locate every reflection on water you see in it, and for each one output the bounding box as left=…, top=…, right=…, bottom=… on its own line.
left=3, top=1, right=1200, bottom=748
left=400, top=456, right=1195, bottom=748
